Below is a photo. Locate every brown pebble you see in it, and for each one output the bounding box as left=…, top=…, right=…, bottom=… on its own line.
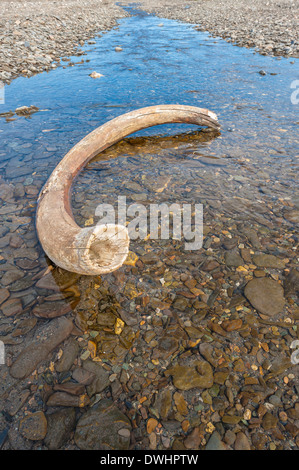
left=147, top=418, right=158, bottom=434
left=1, top=298, right=22, bottom=316
left=19, top=411, right=47, bottom=441
left=184, top=427, right=203, bottom=449
left=222, top=318, right=243, bottom=331
left=53, top=382, right=85, bottom=396
left=234, top=431, right=251, bottom=450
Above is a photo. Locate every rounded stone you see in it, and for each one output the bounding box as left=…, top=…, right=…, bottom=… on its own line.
left=165, top=359, right=213, bottom=390
left=19, top=411, right=47, bottom=441
left=234, top=432, right=251, bottom=450
left=44, top=408, right=76, bottom=450
left=75, top=399, right=131, bottom=450
left=244, top=277, right=285, bottom=316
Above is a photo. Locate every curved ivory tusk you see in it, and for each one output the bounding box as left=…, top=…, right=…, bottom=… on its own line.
left=36, top=105, right=220, bottom=275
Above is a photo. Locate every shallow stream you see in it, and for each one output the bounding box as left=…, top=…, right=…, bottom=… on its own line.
left=0, top=6, right=298, bottom=450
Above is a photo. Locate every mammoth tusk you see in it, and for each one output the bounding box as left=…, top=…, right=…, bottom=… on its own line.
left=36, top=105, right=220, bottom=275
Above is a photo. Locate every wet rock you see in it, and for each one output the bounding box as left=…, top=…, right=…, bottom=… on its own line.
left=33, top=301, right=72, bottom=319
left=0, top=319, right=14, bottom=336
left=147, top=417, right=158, bottom=434
left=19, top=411, right=47, bottom=441
left=266, top=356, right=292, bottom=378
left=153, top=389, right=172, bottom=419
left=224, top=430, right=236, bottom=446
left=56, top=338, right=79, bottom=372
left=284, top=268, right=299, bottom=296
left=244, top=277, right=285, bottom=316
left=74, top=399, right=131, bottom=450
left=35, top=270, right=79, bottom=291
left=15, top=105, right=39, bottom=116
left=157, top=335, right=179, bottom=358
left=15, top=259, right=39, bottom=270
left=0, top=183, right=14, bottom=202
left=240, top=248, right=252, bottom=263
left=225, top=249, right=243, bottom=267
left=208, top=320, right=227, bottom=337
left=241, top=227, right=261, bottom=249
left=251, top=431, right=268, bottom=450
left=0, top=234, right=10, bottom=249
left=13, top=317, right=37, bottom=336
left=46, top=392, right=90, bottom=407
left=72, top=367, right=95, bottom=385
left=144, top=330, right=156, bottom=343
left=53, top=382, right=85, bottom=396
left=252, top=254, right=286, bottom=269
left=9, top=276, right=35, bottom=292
left=286, top=403, right=299, bottom=420
left=234, top=432, right=251, bottom=450
left=97, top=310, right=116, bottom=328
left=83, top=360, right=110, bottom=396
left=214, top=371, right=229, bottom=385
left=222, top=318, right=242, bottom=331
left=222, top=237, right=238, bottom=250
left=13, top=247, right=39, bottom=261
left=233, top=358, right=245, bottom=373
left=184, top=427, right=203, bottom=449
left=199, top=343, right=217, bottom=368
left=0, top=298, right=22, bottom=317
left=173, top=392, right=188, bottom=416
left=44, top=408, right=76, bottom=450
left=0, top=288, right=10, bottom=306
left=284, top=422, right=299, bottom=439
left=268, top=394, right=281, bottom=407
left=1, top=269, right=24, bottom=286
left=9, top=233, right=24, bottom=248
left=89, top=71, right=104, bottom=78
left=222, top=415, right=242, bottom=425
left=284, top=209, right=299, bottom=223
left=201, top=259, right=220, bottom=272
left=262, top=412, right=278, bottom=431
left=126, top=181, right=143, bottom=192
left=14, top=183, right=25, bottom=198
left=172, top=296, right=189, bottom=311
left=119, top=309, right=138, bottom=326
left=254, top=269, right=266, bottom=278
left=141, top=252, right=159, bottom=265
left=10, top=317, right=74, bottom=379
left=4, top=159, right=26, bottom=182
left=144, top=175, right=171, bottom=193
left=165, top=359, right=213, bottom=390
left=0, top=226, right=9, bottom=238
left=205, top=431, right=227, bottom=450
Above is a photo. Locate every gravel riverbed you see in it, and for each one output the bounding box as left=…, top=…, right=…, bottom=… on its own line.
left=136, top=0, right=299, bottom=59
left=1, top=0, right=298, bottom=86
left=0, top=0, right=129, bottom=84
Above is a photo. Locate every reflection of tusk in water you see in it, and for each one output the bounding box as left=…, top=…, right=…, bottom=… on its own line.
left=36, top=105, right=220, bottom=275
